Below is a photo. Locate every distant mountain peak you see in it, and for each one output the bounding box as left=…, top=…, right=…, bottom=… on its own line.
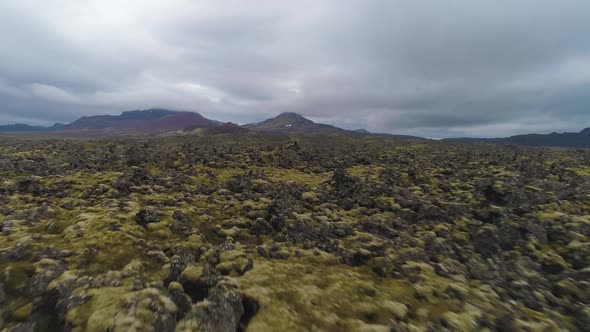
left=274, top=112, right=314, bottom=125
left=244, top=112, right=316, bottom=132
left=276, top=112, right=305, bottom=118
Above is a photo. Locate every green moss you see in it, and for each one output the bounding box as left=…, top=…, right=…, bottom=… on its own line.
left=0, top=261, right=35, bottom=295
left=235, top=255, right=471, bottom=332
left=494, top=170, right=520, bottom=178
left=536, top=211, right=566, bottom=221
left=439, top=305, right=482, bottom=331
left=180, top=265, right=203, bottom=282
left=66, top=287, right=176, bottom=332
left=524, top=185, right=542, bottom=192
left=346, top=165, right=385, bottom=181
left=66, top=287, right=128, bottom=331
left=570, top=166, right=590, bottom=176
left=302, top=191, right=319, bottom=203
left=49, top=211, right=146, bottom=273
left=12, top=302, right=32, bottom=321
left=168, top=281, right=184, bottom=292
left=258, top=167, right=329, bottom=187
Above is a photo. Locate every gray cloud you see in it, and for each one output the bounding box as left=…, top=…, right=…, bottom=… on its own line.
left=0, top=0, right=589, bottom=137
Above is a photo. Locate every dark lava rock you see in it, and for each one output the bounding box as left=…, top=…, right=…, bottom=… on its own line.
left=473, top=225, right=500, bottom=258
left=168, top=282, right=192, bottom=320
left=135, top=209, right=161, bottom=229
left=248, top=218, right=274, bottom=236
left=164, top=255, right=187, bottom=286
left=177, top=279, right=245, bottom=332
left=170, top=211, right=191, bottom=235
left=497, top=222, right=522, bottom=250
left=0, top=241, right=32, bottom=260
left=16, top=178, right=44, bottom=196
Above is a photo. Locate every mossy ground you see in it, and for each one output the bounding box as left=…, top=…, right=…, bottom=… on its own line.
left=0, top=134, right=589, bottom=331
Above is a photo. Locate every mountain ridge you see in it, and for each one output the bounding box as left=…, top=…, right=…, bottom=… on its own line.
left=444, top=127, right=590, bottom=148
left=62, top=109, right=218, bottom=132
left=1, top=109, right=587, bottom=148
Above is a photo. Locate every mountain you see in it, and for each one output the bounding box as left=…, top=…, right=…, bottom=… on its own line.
left=0, top=123, right=66, bottom=132
left=243, top=112, right=347, bottom=134
left=500, top=128, right=590, bottom=148
left=445, top=128, right=590, bottom=148
left=0, top=109, right=421, bottom=138
left=63, top=109, right=218, bottom=132
left=242, top=113, right=427, bottom=140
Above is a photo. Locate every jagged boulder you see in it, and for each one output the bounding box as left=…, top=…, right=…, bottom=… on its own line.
left=176, top=279, right=245, bottom=332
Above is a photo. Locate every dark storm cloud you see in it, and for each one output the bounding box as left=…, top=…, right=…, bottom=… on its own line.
left=0, top=0, right=589, bottom=137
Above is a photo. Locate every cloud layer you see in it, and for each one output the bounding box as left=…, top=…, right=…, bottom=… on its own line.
left=1, top=0, right=589, bottom=137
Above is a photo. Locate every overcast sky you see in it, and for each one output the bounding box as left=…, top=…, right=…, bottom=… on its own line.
left=1, top=1, right=589, bottom=137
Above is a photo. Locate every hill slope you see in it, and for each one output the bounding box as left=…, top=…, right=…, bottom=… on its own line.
left=0, top=123, right=65, bottom=132
left=445, top=127, right=590, bottom=148
left=143, top=112, right=218, bottom=132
